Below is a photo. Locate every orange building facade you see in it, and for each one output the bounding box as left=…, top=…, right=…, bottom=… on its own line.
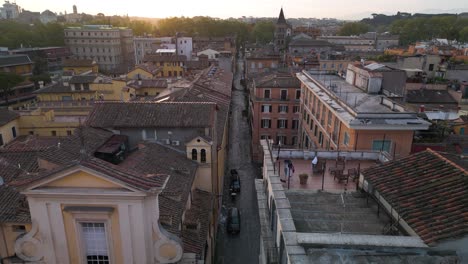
left=296, top=70, right=430, bottom=159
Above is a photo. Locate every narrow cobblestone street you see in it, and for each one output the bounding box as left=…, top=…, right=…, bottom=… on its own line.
left=215, top=56, right=260, bottom=264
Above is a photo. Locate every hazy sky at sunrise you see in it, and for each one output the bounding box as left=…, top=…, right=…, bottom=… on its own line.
left=15, top=0, right=468, bottom=19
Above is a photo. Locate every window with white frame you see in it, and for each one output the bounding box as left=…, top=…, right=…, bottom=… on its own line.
left=81, top=222, right=110, bottom=264
left=261, top=105, right=272, bottom=113
left=261, top=119, right=271, bottom=128
left=277, top=119, right=288, bottom=129
left=293, top=105, right=300, bottom=113
left=278, top=105, right=288, bottom=113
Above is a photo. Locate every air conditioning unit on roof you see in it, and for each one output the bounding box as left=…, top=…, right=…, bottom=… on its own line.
left=172, top=140, right=180, bottom=146
left=164, top=139, right=171, bottom=145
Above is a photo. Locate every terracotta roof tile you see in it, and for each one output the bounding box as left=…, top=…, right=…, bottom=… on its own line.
left=0, top=185, right=30, bottom=223
left=0, top=108, right=19, bottom=126
left=119, top=143, right=198, bottom=235
left=181, top=189, right=212, bottom=255
left=39, top=127, right=114, bottom=165
left=127, top=79, right=167, bottom=89
left=86, top=101, right=216, bottom=129
left=362, top=149, right=468, bottom=245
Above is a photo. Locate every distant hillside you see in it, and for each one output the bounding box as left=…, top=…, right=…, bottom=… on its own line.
left=357, top=12, right=468, bottom=45
left=361, top=12, right=459, bottom=28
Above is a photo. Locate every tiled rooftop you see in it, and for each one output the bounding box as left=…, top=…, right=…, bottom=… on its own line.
left=86, top=101, right=216, bottom=129
left=362, top=149, right=468, bottom=246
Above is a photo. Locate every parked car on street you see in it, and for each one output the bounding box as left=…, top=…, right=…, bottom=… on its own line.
left=226, top=207, right=241, bottom=234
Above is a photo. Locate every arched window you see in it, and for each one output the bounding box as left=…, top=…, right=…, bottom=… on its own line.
left=192, top=149, right=198, bottom=161
left=201, top=149, right=206, bottom=163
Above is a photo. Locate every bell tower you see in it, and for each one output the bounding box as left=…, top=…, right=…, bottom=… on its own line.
left=274, top=8, right=291, bottom=51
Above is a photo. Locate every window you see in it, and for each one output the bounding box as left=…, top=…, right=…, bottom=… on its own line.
left=81, top=222, right=110, bottom=264
left=29, top=131, right=34, bottom=135
left=276, top=136, right=287, bottom=145
left=428, top=64, right=434, bottom=71
left=295, top=89, right=301, bottom=100
left=278, top=105, right=288, bottom=113
left=261, top=105, right=271, bottom=113
left=277, top=119, right=288, bottom=129
left=264, top=89, right=271, bottom=99
left=372, top=140, right=392, bottom=152
left=11, top=127, right=16, bottom=138
left=12, top=225, right=26, bottom=233
left=293, top=106, right=299, bottom=113
left=260, top=135, right=271, bottom=140
left=344, top=132, right=350, bottom=146
left=314, top=125, right=318, bottom=137
left=322, top=63, right=327, bottom=69
left=261, top=119, right=271, bottom=128
left=67, top=130, right=72, bottom=136
left=201, top=149, right=206, bottom=163
left=192, top=149, right=198, bottom=161
left=292, top=120, right=299, bottom=129
left=280, top=90, right=287, bottom=100
left=0, top=134, right=3, bottom=146
left=292, top=136, right=298, bottom=146
left=318, top=132, right=323, bottom=146
left=51, top=131, right=57, bottom=136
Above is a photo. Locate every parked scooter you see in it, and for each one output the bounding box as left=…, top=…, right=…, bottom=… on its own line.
left=230, top=188, right=237, bottom=201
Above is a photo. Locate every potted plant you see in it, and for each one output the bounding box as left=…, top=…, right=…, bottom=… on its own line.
left=299, top=173, right=308, bottom=185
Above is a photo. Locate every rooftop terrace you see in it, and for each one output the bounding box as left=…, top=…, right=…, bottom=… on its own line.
left=287, top=191, right=392, bottom=235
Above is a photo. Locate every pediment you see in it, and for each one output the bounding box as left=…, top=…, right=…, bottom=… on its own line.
left=27, top=166, right=140, bottom=193
left=186, top=136, right=212, bottom=147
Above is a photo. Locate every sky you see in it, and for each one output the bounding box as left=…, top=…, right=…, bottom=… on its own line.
left=13, top=0, right=468, bottom=20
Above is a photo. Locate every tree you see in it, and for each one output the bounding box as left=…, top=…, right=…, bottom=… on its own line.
left=251, top=21, right=275, bottom=43
left=460, top=26, right=468, bottom=42
left=0, top=72, right=25, bottom=103
left=338, top=22, right=369, bottom=36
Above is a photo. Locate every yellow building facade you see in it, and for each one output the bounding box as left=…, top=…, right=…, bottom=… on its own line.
left=14, top=162, right=185, bottom=263
left=0, top=110, right=20, bottom=146
left=17, top=109, right=86, bottom=137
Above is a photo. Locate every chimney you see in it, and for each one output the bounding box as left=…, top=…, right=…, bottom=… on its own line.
left=419, top=105, right=425, bottom=113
